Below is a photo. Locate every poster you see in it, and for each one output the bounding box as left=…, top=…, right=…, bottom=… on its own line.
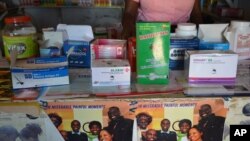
left=44, top=98, right=227, bottom=141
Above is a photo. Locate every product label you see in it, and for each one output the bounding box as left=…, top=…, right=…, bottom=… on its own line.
left=136, top=22, right=170, bottom=84
left=237, top=33, right=250, bottom=48
left=3, top=35, right=38, bottom=59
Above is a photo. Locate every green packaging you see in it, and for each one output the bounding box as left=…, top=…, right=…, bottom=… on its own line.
left=136, top=22, right=170, bottom=84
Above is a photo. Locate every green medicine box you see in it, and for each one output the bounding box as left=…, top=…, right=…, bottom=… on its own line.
left=136, top=22, right=170, bottom=84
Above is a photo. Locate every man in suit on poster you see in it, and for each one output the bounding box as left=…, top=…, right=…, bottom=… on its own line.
left=68, top=120, right=88, bottom=141
left=197, top=104, right=225, bottom=141
left=156, top=119, right=177, bottom=141
left=107, top=106, right=134, bottom=141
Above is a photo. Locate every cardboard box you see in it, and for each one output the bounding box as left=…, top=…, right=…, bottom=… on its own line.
left=198, top=24, right=229, bottom=50
left=224, top=21, right=250, bottom=60
left=40, top=30, right=63, bottom=57
left=91, top=59, right=130, bottom=86
left=185, top=50, right=238, bottom=83
left=170, top=36, right=199, bottom=70
left=91, top=39, right=126, bottom=60
left=63, top=40, right=91, bottom=68
left=11, top=56, right=69, bottom=89
left=136, top=22, right=170, bottom=84
left=58, top=24, right=94, bottom=68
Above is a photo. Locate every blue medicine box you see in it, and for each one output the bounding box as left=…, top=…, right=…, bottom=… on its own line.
left=170, top=37, right=199, bottom=70
left=63, top=40, right=91, bottom=68
left=11, top=56, right=69, bottom=89
left=199, top=40, right=229, bottom=50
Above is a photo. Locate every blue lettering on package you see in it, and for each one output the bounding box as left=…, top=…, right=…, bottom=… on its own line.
left=199, top=41, right=229, bottom=50
left=26, top=56, right=67, bottom=64
left=169, top=37, right=199, bottom=70
left=63, top=40, right=90, bottom=68
left=32, top=67, right=68, bottom=79
left=12, top=67, right=68, bottom=79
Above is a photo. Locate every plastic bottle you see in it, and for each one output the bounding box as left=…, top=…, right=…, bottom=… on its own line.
left=2, top=15, right=38, bottom=59
left=175, top=23, right=197, bottom=37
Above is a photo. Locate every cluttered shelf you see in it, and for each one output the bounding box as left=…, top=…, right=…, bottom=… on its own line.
left=1, top=20, right=250, bottom=101
left=202, top=9, right=244, bottom=23
left=18, top=0, right=124, bottom=9
left=1, top=58, right=250, bottom=101
left=1, top=19, right=250, bottom=141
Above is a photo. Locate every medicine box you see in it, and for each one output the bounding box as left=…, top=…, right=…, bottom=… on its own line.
left=170, top=36, right=199, bottom=70
left=91, top=59, right=131, bottom=86
left=198, top=24, right=229, bottom=50
left=199, top=40, right=229, bottom=50
left=136, top=22, right=170, bottom=84
left=185, top=50, right=238, bottom=83
left=91, top=39, right=126, bottom=60
left=63, top=40, right=91, bottom=68
left=11, top=56, right=69, bottom=89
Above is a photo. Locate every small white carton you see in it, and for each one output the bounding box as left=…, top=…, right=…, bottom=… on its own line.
left=198, top=24, right=229, bottom=50
left=91, top=59, right=131, bottom=86
left=58, top=24, right=94, bottom=68
left=185, top=50, right=238, bottom=83
left=11, top=56, right=69, bottom=89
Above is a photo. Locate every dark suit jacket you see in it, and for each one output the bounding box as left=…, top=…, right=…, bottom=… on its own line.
left=156, top=130, right=177, bottom=141
left=67, top=131, right=88, bottom=141
left=198, top=114, right=225, bottom=141
left=107, top=116, right=134, bottom=141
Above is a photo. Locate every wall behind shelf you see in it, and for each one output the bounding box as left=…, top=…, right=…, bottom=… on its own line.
left=238, top=0, right=250, bottom=20
left=23, top=7, right=123, bottom=31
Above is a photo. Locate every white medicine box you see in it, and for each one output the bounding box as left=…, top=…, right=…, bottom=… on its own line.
left=91, top=59, right=131, bottom=86
left=185, top=50, right=238, bottom=83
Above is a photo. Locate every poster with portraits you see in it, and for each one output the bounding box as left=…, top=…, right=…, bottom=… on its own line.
left=44, top=98, right=227, bottom=141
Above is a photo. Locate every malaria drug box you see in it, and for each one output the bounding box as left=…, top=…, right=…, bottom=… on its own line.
left=170, top=35, right=199, bottom=70
left=91, top=59, right=131, bottom=86
left=136, top=22, right=170, bottom=84
left=11, top=56, right=69, bottom=89
left=185, top=50, right=238, bottom=83
left=59, top=24, right=94, bottom=68
left=91, top=39, right=127, bottom=60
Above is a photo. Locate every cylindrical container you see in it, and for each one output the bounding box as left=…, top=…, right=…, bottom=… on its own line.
left=175, top=23, right=197, bottom=37
left=2, top=15, right=38, bottom=59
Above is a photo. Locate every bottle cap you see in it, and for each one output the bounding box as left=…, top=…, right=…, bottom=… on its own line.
left=5, top=16, right=31, bottom=24
left=175, top=28, right=197, bottom=37
left=177, top=23, right=196, bottom=31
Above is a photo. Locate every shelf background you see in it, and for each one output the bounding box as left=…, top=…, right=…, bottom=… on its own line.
left=22, top=6, right=123, bottom=32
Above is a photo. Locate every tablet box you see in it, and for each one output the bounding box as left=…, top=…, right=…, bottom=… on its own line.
left=198, top=24, right=229, bottom=50
left=58, top=24, right=94, bottom=68
left=63, top=40, right=91, bottom=68
left=91, top=39, right=127, bottom=60
left=185, top=50, right=238, bottom=83
left=199, top=41, right=229, bottom=50
left=170, top=36, right=199, bottom=70
left=91, top=59, right=131, bottom=86
left=136, top=22, right=170, bottom=84
left=11, top=56, right=69, bottom=89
